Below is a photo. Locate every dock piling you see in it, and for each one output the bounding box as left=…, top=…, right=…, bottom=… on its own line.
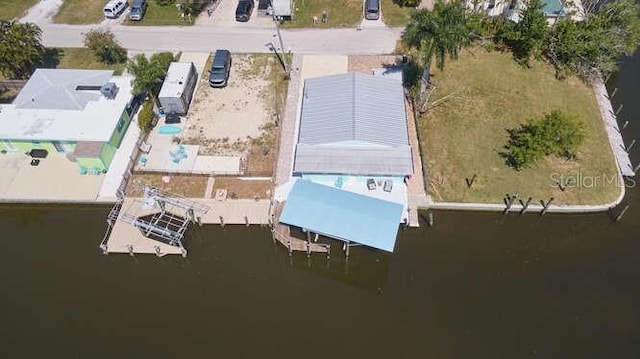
left=626, top=139, right=636, bottom=151
left=615, top=204, right=630, bottom=222
left=427, top=211, right=434, bottom=227
left=504, top=193, right=518, bottom=214
left=540, top=197, right=554, bottom=216
left=611, top=87, right=618, bottom=98
left=219, top=216, right=225, bottom=227
left=245, top=216, right=250, bottom=227
left=616, top=103, right=624, bottom=115
left=519, top=197, right=532, bottom=214
left=622, top=121, right=629, bottom=131
left=154, top=246, right=161, bottom=257
left=326, top=245, right=331, bottom=260
left=127, top=245, right=134, bottom=257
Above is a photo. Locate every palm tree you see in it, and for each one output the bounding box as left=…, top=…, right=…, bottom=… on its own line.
left=402, top=1, right=476, bottom=72
left=126, top=52, right=174, bottom=105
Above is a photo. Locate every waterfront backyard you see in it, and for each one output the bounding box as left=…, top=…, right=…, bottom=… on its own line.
left=420, top=49, right=620, bottom=205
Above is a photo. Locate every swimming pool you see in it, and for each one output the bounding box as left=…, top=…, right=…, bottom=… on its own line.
left=158, top=125, right=182, bottom=135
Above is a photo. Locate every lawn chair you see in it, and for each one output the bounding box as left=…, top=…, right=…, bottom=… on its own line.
left=367, top=178, right=376, bottom=190
left=383, top=179, right=393, bottom=193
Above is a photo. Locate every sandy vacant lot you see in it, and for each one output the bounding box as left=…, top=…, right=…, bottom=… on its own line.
left=181, top=54, right=275, bottom=156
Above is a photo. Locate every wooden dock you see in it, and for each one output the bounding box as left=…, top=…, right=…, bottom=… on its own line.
left=101, top=197, right=185, bottom=257
left=271, top=202, right=330, bottom=257
left=101, top=196, right=271, bottom=256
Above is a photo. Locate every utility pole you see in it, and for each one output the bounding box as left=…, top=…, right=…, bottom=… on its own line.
left=270, top=1, right=290, bottom=76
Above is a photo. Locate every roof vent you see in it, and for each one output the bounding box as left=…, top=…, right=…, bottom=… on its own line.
left=100, top=82, right=119, bottom=99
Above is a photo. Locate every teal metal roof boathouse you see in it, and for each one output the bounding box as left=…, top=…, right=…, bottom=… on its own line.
left=279, top=180, right=404, bottom=252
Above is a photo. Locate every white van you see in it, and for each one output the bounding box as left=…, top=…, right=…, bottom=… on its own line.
left=104, top=0, right=127, bottom=19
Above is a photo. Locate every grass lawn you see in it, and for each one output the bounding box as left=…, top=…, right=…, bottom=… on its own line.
left=127, top=174, right=208, bottom=197
left=124, top=2, right=197, bottom=26
left=0, top=0, right=39, bottom=20
left=420, top=49, right=620, bottom=206
left=212, top=177, right=272, bottom=199
left=54, top=0, right=104, bottom=24
left=44, top=48, right=125, bottom=75
left=242, top=53, right=289, bottom=176
left=283, top=0, right=362, bottom=28
left=381, top=0, right=413, bottom=27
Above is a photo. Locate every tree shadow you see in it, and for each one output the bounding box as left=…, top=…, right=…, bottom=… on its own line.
left=42, top=48, right=63, bottom=69
left=0, top=88, right=19, bottom=104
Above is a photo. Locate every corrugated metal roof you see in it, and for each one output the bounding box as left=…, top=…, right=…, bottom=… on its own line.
left=294, top=144, right=413, bottom=175
left=279, top=180, right=403, bottom=252
left=13, top=69, right=113, bottom=110
left=298, top=72, right=408, bottom=146
left=158, top=62, right=195, bottom=99
left=294, top=72, right=412, bottom=175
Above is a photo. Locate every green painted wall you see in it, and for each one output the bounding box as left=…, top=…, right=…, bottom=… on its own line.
left=1, top=109, right=129, bottom=172
left=99, top=143, right=117, bottom=168
left=108, top=110, right=131, bottom=149
left=0, top=140, right=76, bottom=153
left=76, top=157, right=106, bottom=171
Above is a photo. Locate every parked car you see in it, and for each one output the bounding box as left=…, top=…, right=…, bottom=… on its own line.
left=128, top=0, right=147, bottom=21
left=103, top=0, right=127, bottom=19
left=209, top=50, right=232, bottom=88
left=364, top=0, right=380, bottom=20
left=235, top=0, right=254, bottom=22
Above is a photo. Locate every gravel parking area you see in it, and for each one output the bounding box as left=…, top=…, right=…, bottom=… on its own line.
left=181, top=53, right=276, bottom=157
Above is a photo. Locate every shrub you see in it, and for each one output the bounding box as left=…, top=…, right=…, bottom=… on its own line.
left=392, top=0, right=421, bottom=7
left=138, top=100, right=155, bottom=134
left=156, top=0, right=175, bottom=5
left=83, top=29, right=127, bottom=65
left=502, top=110, right=585, bottom=170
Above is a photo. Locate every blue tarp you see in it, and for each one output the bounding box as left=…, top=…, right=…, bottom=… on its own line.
left=279, top=180, right=403, bottom=252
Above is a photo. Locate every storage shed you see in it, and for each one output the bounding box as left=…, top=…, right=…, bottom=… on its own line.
left=158, top=62, right=198, bottom=115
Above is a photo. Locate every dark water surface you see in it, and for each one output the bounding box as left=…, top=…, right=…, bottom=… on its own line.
left=1, top=52, right=640, bottom=358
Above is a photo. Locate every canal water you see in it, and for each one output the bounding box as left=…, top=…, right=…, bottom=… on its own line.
left=1, top=52, right=639, bottom=358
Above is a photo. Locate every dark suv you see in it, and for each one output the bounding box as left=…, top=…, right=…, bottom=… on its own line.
left=209, top=49, right=232, bottom=88
left=235, top=0, right=254, bottom=22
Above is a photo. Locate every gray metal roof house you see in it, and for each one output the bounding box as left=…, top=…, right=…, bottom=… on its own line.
left=294, top=72, right=413, bottom=176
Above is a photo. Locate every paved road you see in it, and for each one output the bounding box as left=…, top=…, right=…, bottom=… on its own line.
left=40, top=23, right=402, bottom=55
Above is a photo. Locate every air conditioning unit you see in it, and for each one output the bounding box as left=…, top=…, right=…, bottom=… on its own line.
left=100, top=82, right=119, bottom=99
